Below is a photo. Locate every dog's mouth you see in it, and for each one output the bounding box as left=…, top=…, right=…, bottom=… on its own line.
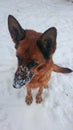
left=13, top=66, right=34, bottom=89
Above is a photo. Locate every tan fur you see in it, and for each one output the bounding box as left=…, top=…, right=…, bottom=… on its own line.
left=8, top=15, right=72, bottom=105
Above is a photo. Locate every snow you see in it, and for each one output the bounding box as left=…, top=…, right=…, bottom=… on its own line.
left=0, top=0, right=73, bottom=130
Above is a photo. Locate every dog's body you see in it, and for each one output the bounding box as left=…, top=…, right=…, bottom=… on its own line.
left=8, top=15, right=72, bottom=105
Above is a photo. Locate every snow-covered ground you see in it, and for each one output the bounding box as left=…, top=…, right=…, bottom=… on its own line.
left=0, top=0, right=73, bottom=130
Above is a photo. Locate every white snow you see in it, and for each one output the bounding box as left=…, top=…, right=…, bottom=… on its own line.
left=0, top=0, right=73, bottom=130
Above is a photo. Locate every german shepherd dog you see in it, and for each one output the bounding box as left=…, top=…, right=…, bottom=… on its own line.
left=8, top=15, right=72, bottom=105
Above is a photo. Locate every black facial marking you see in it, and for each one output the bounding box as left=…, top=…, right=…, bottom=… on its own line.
left=37, top=39, right=52, bottom=60
left=27, top=60, right=38, bottom=69
left=16, top=55, right=23, bottom=65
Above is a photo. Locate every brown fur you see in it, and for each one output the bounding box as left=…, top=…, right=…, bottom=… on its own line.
left=8, top=15, right=73, bottom=105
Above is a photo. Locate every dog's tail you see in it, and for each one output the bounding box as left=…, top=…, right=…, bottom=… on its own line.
left=53, top=64, right=73, bottom=73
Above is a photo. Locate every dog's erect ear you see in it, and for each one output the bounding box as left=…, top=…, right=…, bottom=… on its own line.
left=37, top=27, right=57, bottom=60
left=8, top=15, right=25, bottom=47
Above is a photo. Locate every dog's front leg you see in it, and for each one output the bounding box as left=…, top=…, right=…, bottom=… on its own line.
left=25, top=86, right=33, bottom=105
left=36, top=87, right=43, bottom=103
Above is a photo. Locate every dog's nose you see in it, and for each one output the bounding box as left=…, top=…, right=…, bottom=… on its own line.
left=13, top=84, right=16, bottom=88
left=13, top=82, right=22, bottom=89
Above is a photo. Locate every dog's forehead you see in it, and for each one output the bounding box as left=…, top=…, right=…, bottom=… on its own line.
left=25, top=30, right=41, bottom=39
left=17, top=30, right=41, bottom=54
left=17, top=30, right=41, bottom=49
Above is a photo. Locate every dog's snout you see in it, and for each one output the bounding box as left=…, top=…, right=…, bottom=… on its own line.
left=13, top=82, right=22, bottom=89
left=13, top=84, right=16, bottom=88
left=13, top=65, right=35, bottom=89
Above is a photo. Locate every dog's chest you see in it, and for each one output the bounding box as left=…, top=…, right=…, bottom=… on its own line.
left=28, top=67, right=52, bottom=88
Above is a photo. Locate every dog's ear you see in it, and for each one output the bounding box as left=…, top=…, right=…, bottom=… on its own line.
left=37, top=27, right=57, bottom=60
left=8, top=15, right=25, bottom=48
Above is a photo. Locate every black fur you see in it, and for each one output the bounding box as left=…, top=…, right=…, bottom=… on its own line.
left=37, top=39, right=52, bottom=60
left=16, top=55, right=23, bottom=65
left=27, top=60, right=38, bottom=69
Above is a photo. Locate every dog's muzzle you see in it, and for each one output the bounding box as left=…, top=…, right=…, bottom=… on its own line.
left=13, top=66, right=34, bottom=89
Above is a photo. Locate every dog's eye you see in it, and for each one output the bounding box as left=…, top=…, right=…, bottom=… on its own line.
left=16, top=55, right=23, bottom=65
left=27, top=60, right=38, bottom=69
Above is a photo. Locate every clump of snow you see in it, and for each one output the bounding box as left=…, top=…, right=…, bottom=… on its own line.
left=0, top=0, right=73, bottom=130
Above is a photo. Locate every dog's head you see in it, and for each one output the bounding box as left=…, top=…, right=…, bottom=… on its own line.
left=8, top=15, right=57, bottom=88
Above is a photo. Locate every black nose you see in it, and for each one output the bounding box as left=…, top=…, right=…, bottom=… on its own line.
left=13, top=82, right=22, bottom=89
left=27, top=60, right=38, bottom=69
left=13, top=84, right=16, bottom=88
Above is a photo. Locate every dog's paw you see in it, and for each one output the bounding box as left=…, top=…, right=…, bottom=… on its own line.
left=36, top=95, right=42, bottom=104
left=44, top=85, right=48, bottom=89
left=25, top=95, right=33, bottom=105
